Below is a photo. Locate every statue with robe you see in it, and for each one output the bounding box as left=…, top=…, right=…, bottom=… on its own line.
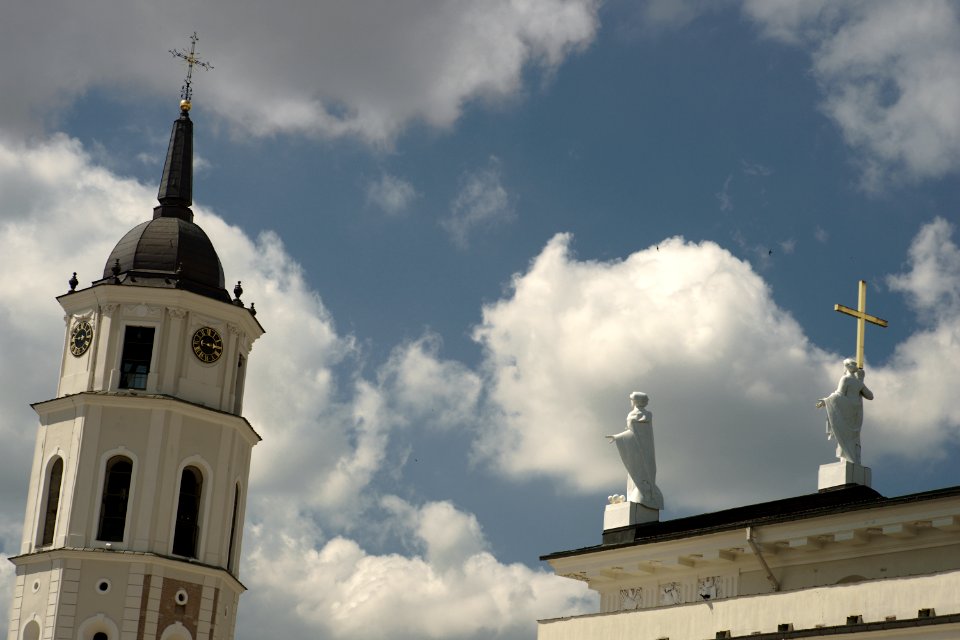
left=606, top=392, right=664, bottom=510
left=816, top=358, right=873, bottom=464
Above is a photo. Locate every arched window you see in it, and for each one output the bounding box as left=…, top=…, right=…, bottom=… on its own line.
left=93, top=633, right=108, bottom=640
left=40, top=457, right=64, bottom=546
left=172, top=466, right=203, bottom=558
left=227, top=484, right=240, bottom=570
left=97, top=456, right=132, bottom=542
left=21, top=620, right=40, bottom=640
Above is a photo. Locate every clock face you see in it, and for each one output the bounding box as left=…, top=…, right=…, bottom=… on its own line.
left=70, top=320, right=93, bottom=357
left=191, top=326, right=223, bottom=363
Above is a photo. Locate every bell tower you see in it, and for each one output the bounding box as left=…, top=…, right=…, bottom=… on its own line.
left=6, top=88, right=263, bottom=640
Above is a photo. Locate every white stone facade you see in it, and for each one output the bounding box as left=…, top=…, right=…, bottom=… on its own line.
left=541, top=487, right=960, bottom=639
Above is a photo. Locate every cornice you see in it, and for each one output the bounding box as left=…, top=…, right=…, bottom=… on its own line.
left=8, top=546, right=246, bottom=593
left=31, top=391, right=261, bottom=444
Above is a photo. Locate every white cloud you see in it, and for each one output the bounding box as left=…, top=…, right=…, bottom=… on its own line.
left=443, top=157, right=515, bottom=248
left=302, top=335, right=483, bottom=524
left=470, top=229, right=960, bottom=512
left=886, top=217, right=960, bottom=320
left=241, top=498, right=592, bottom=640
left=865, top=218, right=960, bottom=457
left=472, top=233, right=832, bottom=510
left=376, top=334, right=483, bottom=431
left=743, top=0, right=960, bottom=189
left=0, top=1, right=599, bottom=145
left=814, top=225, right=829, bottom=243
left=366, top=173, right=417, bottom=215
left=382, top=496, right=489, bottom=570
left=0, top=555, right=11, bottom=620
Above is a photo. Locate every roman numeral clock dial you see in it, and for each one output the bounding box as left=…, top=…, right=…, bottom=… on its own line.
left=70, top=320, right=93, bottom=356
left=191, top=326, right=223, bottom=363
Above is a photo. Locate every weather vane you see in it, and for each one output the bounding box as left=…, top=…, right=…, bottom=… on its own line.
left=170, top=32, right=213, bottom=111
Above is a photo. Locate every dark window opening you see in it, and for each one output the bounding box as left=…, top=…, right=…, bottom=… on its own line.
left=40, top=457, right=64, bottom=546
left=172, top=466, right=203, bottom=557
left=233, top=354, right=247, bottom=414
left=22, top=619, right=40, bottom=640
left=93, top=633, right=108, bottom=640
left=227, top=484, right=240, bottom=569
left=97, top=456, right=132, bottom=542
left=119, top=326, right=155, bottom=390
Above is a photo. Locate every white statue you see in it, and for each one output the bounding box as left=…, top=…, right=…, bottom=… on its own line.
left=816, top=358, right=874, bottom=464
left=606, top=392, right=664, bottom=510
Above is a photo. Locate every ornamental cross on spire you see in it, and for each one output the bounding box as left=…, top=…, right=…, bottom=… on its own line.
left=170, top=32, right=213, bottom=109
left=834, top=280, right=888, bottom=369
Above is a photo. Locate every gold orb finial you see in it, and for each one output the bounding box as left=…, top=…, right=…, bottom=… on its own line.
left=180, top=99, right=192, bottom=112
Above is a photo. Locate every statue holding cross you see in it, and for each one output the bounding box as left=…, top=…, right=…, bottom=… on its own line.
left=816, top=280, right=888, bottom=464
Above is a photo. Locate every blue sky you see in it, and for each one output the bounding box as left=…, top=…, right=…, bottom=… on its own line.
left=2, top=1, right=960, bottom=638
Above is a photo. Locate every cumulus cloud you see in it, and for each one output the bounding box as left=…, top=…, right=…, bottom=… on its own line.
left=886, top=217, right=960, bottom=320
left=470, top=229, right=960, bottom=512
left=366, top=173, right=417, bottom=215
left=241, top=498, right=591, bottom=640
left=471, top=233, right=832, bottom=509
left=743, top=0, right=960, bottom=189
left=0, top=556, right=11, bottom=619
left=443, top=157, right=515, bottom=248
left=0, top=0, right=599, bottom=145
left=301, top=335, right=483, bottom=524
left=865, top=218, right=960, bottom=456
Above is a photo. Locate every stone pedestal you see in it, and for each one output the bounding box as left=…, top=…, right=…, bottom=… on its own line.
left=604, top=501, right=659, bottom=530
left=818, top=460, right=872, bottom=490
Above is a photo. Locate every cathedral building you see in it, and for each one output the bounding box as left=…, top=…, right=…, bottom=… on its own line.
left=540, top=484, right=960, bottom=639
left=5, top=94, right=263, bottom=640
left=540, top=392, right=960, bottom=640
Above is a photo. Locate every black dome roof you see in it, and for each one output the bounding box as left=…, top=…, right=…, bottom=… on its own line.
left=102, top=217, right=229, bottom=302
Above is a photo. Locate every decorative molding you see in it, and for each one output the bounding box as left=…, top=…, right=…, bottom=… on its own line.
left=561, top=572, right=589, bottom=582
left=123, top=303, right=162, bottom=318
left=619, top=587, right=643, bottom=610
left=659, top=581, right=683, bottom=605
left=66, top=310, right=96, bottom=325
left=167, top=307, right=188, bottom=319
left=697, top=575, right=723, bottom=600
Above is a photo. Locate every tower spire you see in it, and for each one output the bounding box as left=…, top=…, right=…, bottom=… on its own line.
left=155, top=33, right=213, bottom=222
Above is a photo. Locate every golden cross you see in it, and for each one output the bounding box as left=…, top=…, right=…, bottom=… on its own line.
left=170, top=32, right=213, bottom=108
left=834, top=280, right=888, bottom=369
